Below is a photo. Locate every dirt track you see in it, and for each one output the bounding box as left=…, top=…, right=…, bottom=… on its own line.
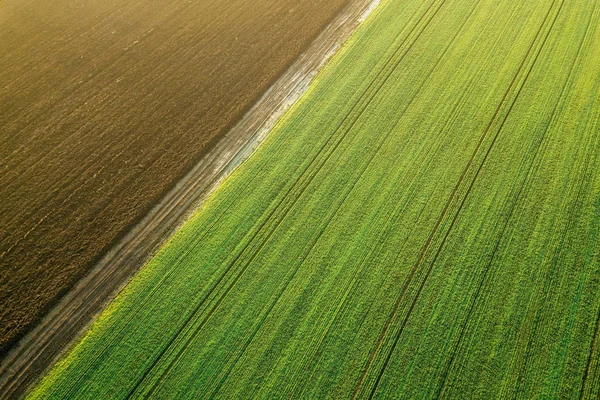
left=0, top=0, right=381, bottom=397
left=0, top=0, right=352, bottom=357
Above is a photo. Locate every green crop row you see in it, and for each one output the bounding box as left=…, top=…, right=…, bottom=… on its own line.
left=30, top=0, right=600, bottom=398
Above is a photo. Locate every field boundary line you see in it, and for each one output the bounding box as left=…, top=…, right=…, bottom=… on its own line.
left=123, top=0, right=449, bottom=395
left=0, top=0, right=382, bottom=398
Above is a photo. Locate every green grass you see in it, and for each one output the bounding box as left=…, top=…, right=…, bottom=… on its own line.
left=29, top=0, right=600, bottom=398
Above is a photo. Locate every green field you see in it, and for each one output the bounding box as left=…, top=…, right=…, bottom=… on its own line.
left=30, top=0, right=600, bottom=398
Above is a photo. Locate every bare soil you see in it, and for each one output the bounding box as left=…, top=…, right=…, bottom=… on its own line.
left=0, top=0, right=352, bottom=357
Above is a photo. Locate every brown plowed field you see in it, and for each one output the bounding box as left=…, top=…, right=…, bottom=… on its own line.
left=0, top=0, right=349, bottom=357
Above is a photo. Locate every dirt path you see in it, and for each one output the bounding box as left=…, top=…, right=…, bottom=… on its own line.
left=0, top=0, right=381, bottom=397
left=1, top=0, right=351, bottom=358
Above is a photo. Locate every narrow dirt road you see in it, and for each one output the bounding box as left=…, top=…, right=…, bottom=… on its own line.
left=0, top=0, right=381, bottom=397
left=0, top=0, right=351, bottom=358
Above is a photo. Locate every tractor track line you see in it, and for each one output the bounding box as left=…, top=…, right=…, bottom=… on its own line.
left=124, top=0, right=446, bottom=396
left=0, top=1, right=380, bottom=398
left=365, top=1, right=565, bottom=395
left=350, top=0, right=564, bottom=396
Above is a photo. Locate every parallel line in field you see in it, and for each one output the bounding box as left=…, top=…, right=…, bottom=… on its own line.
left=224, top=0, right=483, bottom=395
left=438, top=39, right=577, bottom=395
left=351, top=0, right=565, bottom=396
left=577, top=90, right=600, bottom=400
left=292, top=0, right=500, bottom=382
left=221, top=1, right=490, bottom=394
left=300, top=54, right=480, bottom=399
left=120, top=1, right=450, bottom=396
left=368, top=1, right=565, bottom=394
left=221, top=11, right=491, bottom=390
left=140, top=67, right=412, bottom=396
left=288, top=125, right=457, bottom=393
left=443, top=4, right=596, bottom=393
left=509, top=17, right=597, bottom=399
left=205, top=76, right=427, bottom=396
left=348, top=0, right=514, bottom=394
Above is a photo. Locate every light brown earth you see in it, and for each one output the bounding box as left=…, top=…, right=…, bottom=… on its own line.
left=0, top=0, right=353, bottom=357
